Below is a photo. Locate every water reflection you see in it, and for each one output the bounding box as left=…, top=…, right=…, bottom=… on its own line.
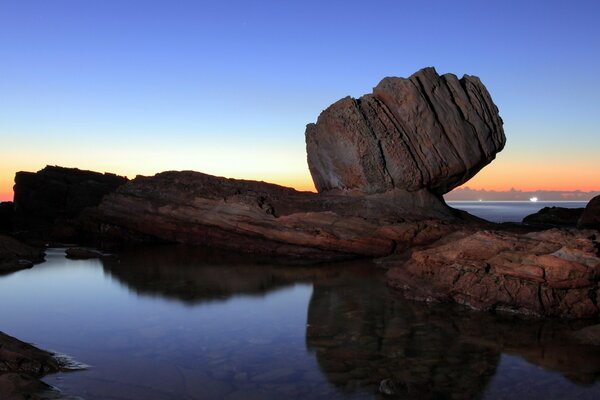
left=97, top=246, right=600, bottom=399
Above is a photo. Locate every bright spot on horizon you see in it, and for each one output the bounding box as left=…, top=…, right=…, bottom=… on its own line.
left=529, top=197, right=539, bottom=202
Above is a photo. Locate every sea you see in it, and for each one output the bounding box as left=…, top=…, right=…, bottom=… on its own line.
left=1, top=201, right=598, bottom=400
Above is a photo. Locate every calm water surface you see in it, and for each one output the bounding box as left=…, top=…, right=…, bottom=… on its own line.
left=448, top=201, right=587, bottom=223
left=1, top=202, right=599, bottom=399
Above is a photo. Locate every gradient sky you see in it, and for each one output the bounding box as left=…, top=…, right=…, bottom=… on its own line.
left=1, top=0, right=599, bottom=201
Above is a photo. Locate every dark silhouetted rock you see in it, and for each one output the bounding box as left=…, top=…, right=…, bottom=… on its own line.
left=523, top=206, right=584, bottom=227
left=579, top=195, right=600, bottom=230
left=0, top=332, right=60, bottom=376
left=306, top=67, right=505, bottom=195
left=0, top=235, right=44, bottom=275
left=0, top=201, right=14, bottom=234
left=86, top=170, right=469, bottom=261
left=13, top=165, right=128, bottom=241
left=385, top=228, right=600, bottom=319
left=0, top=331, right=78, bottom=399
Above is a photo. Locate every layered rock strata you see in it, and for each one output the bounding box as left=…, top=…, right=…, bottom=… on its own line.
left=306, top=67, right=505, bottom=195
left=385, top=229, right=600, bottom=319
left=87, top=171, right=466, bottom=261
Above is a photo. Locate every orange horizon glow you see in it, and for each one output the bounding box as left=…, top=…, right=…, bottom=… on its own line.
left=1, top=163, right=599, bottom=203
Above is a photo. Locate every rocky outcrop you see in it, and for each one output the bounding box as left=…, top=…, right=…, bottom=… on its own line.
left=0, top=235, right=45, bottom=275
left=306, top=67, right=505, bottom=195
left=523, top=206, right=584, bottom=227
left=87, top=170, right=467, bottom=261
left=0, top=331, right=66, bottom=399
left=385, top=229, right=600, bottom=319
left=579, top=195, right=600, bottom=230
left=13, top=165, right=127, bottom=241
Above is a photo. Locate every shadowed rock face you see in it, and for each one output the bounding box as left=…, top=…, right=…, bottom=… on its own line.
left=13, top=165, right=127, bottom=241
left=0, top=235, right=45, bottom=275
left=579, top=195, right=600, bottom=230
left=306, top=67, right=505, bottom=195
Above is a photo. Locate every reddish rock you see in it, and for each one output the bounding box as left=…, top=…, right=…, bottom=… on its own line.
left=306, top=67, right=505, bottom=195
left=579, top=195, right=600, bottom=230
left=86, top=171, right=467, bottom=261
left=385, top=229, right=600, bottom=319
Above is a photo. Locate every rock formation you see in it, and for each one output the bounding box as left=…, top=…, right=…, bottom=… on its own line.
left=0, top=331, right=68, bottom=399
left=86, top=170, right=464, bottom=261
left=385, top=229, right=600, bottom=319
left=306, top=67, right=505, bottom=195
left=0, top=235, right=45, bottom=275
left=523, top=206, right=584, bottom=227
left=79, top=67, right=503, bottom=260
left=579, top=195, right=600, bottom=230
left=13, top=165, right=127, bottom=241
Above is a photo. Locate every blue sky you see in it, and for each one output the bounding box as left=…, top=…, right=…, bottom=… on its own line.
left=1, top=0, right=599, bottom=199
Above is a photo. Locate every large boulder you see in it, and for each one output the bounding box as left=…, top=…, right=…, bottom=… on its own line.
left=13, top=165, right=128, bottom=241
left=306, top=67, right=505, bottom=195
left=579, top=195, right=600, bottom=230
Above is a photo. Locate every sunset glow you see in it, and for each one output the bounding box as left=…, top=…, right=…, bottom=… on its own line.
left=0, top=1, right=598, bottom=202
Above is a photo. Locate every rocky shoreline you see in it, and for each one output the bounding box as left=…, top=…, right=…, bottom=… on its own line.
left=0, top=331, right=78, bottom=399
left=0, top=67, right=598, bottom=320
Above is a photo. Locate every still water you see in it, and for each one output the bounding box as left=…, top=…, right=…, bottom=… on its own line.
left=447, top=201, right=587, bottom=223
left=0, top=202, right=599, bottom=399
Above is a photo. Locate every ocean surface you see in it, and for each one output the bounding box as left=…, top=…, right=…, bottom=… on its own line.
left=448, top=200, right=588, bottom=223
left=1, top=202, right=598, bottom=399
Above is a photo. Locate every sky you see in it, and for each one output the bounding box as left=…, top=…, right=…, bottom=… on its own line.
left=1, top=0, right=599, bottom=201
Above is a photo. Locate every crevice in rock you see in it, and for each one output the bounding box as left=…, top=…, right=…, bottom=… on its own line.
left=410, top=76, right=464, bottom=184
left=354, top=98, right=394, bottom=190
left=441, top=75, right=488, bottom=160
left=459, top=78, right=498, bottom=148
left=371, top=96, right=426, bottom=188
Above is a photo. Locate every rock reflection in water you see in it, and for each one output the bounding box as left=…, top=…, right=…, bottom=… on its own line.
left=307, top=275, right=600, bottom=398
left=101, top=245, right=346, bottom=303
left=98, top=246, right=600, bottom=399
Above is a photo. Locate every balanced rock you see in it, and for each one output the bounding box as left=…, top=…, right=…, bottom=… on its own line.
left=306, top=67, right=505, bottom=195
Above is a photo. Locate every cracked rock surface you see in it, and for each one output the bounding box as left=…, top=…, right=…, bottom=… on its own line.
left=306, top=67, right=505, bottom=195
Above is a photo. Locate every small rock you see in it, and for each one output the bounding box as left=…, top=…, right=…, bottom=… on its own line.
left=65, top=247, right=106, bottom=260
